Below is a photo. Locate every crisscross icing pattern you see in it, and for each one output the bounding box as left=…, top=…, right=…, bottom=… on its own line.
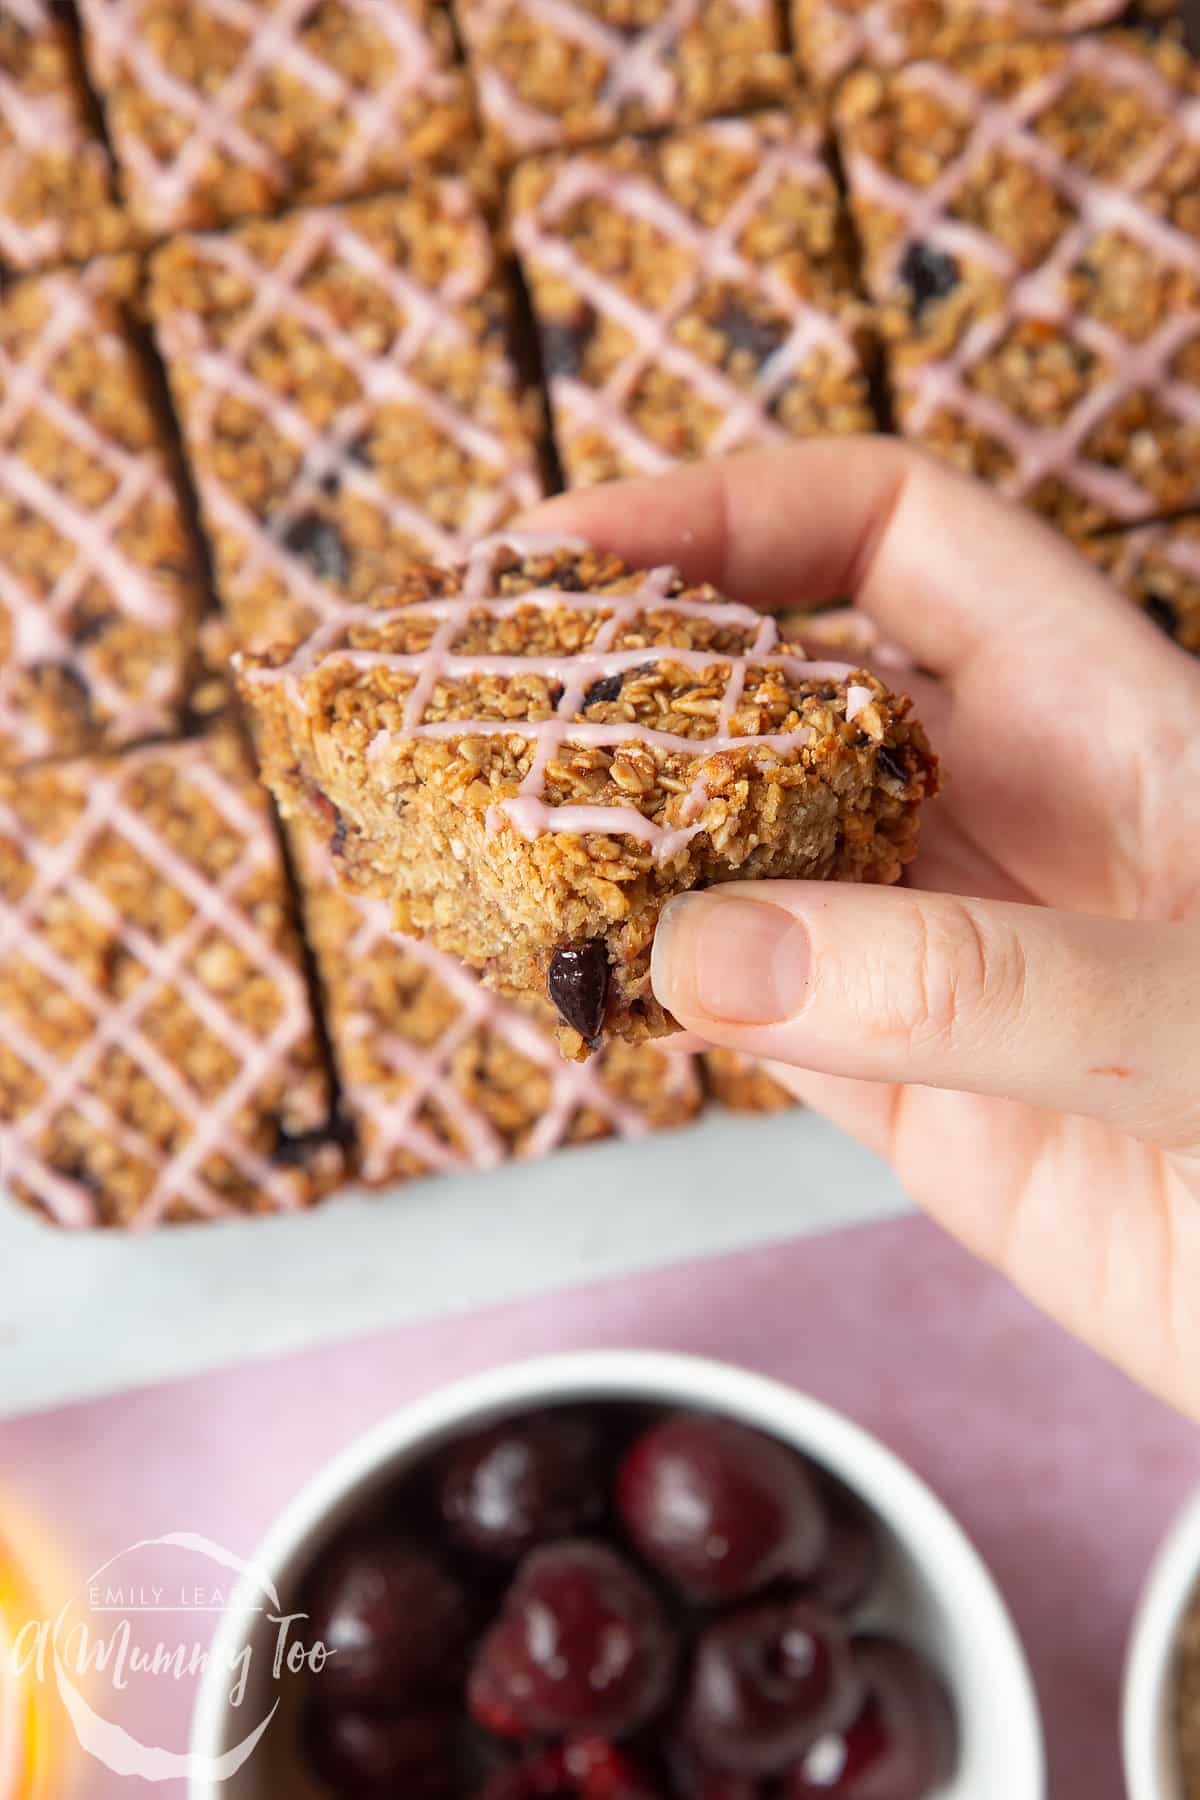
left=153, top=195, right=543, bottom=649
left=77, top=0, right=471, bottom=232
left=0, top=734, right=332, bottom=1229
left=514, top=116, right=871, bottom=484
left=0, top=0, right=120, bottom=269
left=296, top=833, right=698, bottom=1184
left=245, top=532, right=861, bottom=860
left=842, top=39, right=1200, bottom=525
left=460, top=0, right=785, bottom=155
left=794, top=0, right=1124, bottom=92
left=0, top=266, right=197, bottom=766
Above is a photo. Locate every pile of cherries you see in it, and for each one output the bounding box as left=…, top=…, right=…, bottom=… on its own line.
left=298, top=1405, right=957, bottom=1799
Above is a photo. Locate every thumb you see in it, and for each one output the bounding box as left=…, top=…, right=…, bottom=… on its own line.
left=652, top=883, right=1200, bottom=1150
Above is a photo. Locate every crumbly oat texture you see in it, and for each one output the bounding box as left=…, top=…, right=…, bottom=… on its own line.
left=74, top=0, right=477, bottom=235
left=510, top=112, right=876, bottom=488
left=1083, top=512, right=1200, bottom=651
left=0, top=261, right=205, bottom=769
left=835, top=32, right=1200, bottom=535
left=0, top=726, right=341, bottom=1229
left=455, top=0, right=792, bottom=162
left=0, top=0, right=133, bottom=273
left=293, top=827, right=701, bottom=1183
left=792, top=0, right=1126, bottom=93
left=704, top=1049, right=797, bottom=1113
left=149, top=188, right=544, bottom=657
left=241, top=536, right=938, bottom=1058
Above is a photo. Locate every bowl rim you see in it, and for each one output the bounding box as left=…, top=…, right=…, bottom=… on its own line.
left=1123, top=1477, right=1200, bottom=1800
left=188, top=1347, right=1045, bottom=1797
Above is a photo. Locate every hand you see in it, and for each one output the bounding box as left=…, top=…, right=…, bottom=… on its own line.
left=524, top=439, right=1200, bottom=1422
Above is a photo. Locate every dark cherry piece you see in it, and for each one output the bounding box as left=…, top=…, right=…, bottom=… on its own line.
left=478, top=1739, right=662, bottom=1799
left=303, top=1533, right=469, bottom=1702
left=582, top=671, right=628, bottom=708
left=548, top=941, right=610, bottom=1044
left=468, top=1539, right=676, bottom=1740
left=280, top=509, right=351, bottom=583
left=713, top=299, right=788, bottom=370
left=874, top=744, right=909, bottom=788
left=669, top=1742, right=761, bottom=1800
left=897, top=242, right=960, bottom=320
left=301, top=1702, right=454, bottom=1797
left=439, top=1409, right=605, bottom=1559
left=785, top=1637, right=956, bottom=1799
left=616, top=1413, right=828, bottom=1602
left=801, top=1484, right=880, bottom=1615
left=682, top=1599, right=860, bottom=1776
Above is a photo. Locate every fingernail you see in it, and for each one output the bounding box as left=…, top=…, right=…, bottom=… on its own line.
left=652, top=892, right=811, bottom=1025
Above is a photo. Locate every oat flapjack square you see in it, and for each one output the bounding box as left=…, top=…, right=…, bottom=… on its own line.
left=0, top=261, right=206, bottom=769
left=149, top=188, right=545, bottom=656
left=0, top=726, right=341, bottom=1230
left=292, top=828, right=702, bottom=1185
left=455, top=0, right=792, bottom=163
left=510, top=112, right=876, bottom=488
left=0, top=0, right=133, bottom=274
left=836, top=33, right=1200, bottom=535
left=75, top=0, right=477, bottom=235
left=240, top=536, right=938, bottom=1059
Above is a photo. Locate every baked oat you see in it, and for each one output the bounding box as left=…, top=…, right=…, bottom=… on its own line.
left=455, top=0, right=792, bottom=163
left=704, top=1048, right=797, bottom=1113
left=1082, top=512, right=1200, bottom=651
left=835, top=32, right=1200, bottom=535
left=0, top=0, right=133, bottom=273
left=792, top=0, right=1127, bottom=95
left=75, top=0, right=477, bottom=235
left=510, top=112, right=876, bottom=488
left=149, top=187, right=544, bottom=656
left=293, top=827, right=701, bottom=1184
left=0, top=725, right=341, bottom=1229
left=0, top=260, right=205, bottom=769
left=240, top=536, right=938, bottom=1058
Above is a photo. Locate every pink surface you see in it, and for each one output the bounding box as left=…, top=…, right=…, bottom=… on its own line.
left=2, top=1213, right=1199, bottom=1797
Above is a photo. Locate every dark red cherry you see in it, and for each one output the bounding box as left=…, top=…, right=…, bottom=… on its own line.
left=785, top=1637, right=956, bottom=1799
left=682, top=1599, right=860, bottom=1776
left=478, top=1739, right=662, bottom=1798
left=468, top=1539, right=676, bottom=1740
left=801, top=1484, right=880, bottom=1615
left=616, top=1414, right=828, bottom=1602
left=668, top=1740, right=762, bottom=1800
left=439, top=1410, right=605, bottom=1558
left=303, top=1533, right=469, bottom=1701
left=301, top=1702, right=454, bottom=1797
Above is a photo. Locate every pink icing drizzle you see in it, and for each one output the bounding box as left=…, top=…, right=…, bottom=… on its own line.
left=845, top=40, right=1200, bottom=523
left=512, top=114, right=866, bottom=478
left=297, top=831, right=699, bottom=1181
left=76, top=0, right=461, bottom=231
left=0, top=266, right=189, bottom=762
left=244, top=532, right=861, bottom=862
left=152, top=199, right=543, bottom=646
left=0, top=738, right=326, bottom=1229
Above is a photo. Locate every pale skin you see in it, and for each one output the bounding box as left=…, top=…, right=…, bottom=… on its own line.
left=523, top=439, right=1200, bottom=1423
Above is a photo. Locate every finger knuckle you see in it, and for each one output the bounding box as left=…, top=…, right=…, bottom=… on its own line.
left=883, top=900, right=1027, bottom=1052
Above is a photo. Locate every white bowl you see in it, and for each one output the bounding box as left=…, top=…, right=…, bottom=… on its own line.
left=1124, top=1481, right=1200, bottom=1800
left=189, top=1350, right=1045, bottom=1798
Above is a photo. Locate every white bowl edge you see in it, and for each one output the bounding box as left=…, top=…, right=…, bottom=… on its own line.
left=1124, top=1480, right=1200, bottom=1800
left=189, top=1348, right=1046, bottom=1800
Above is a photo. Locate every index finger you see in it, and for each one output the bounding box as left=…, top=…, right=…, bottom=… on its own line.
left=518, top=437, right=1139, bottom=678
